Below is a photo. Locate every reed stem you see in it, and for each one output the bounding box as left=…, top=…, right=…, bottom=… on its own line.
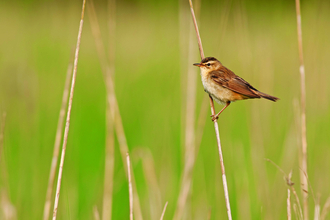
left=294, top=0, right=308, bottom=219
left=288, top=189, right=292, bottom=220
left=52, top=0, right=86, bottom=219
left=173, top=2, right=199, bottom=219
left=127, top=153, right=133, bottom=220
left=188, top=0, right=232, bottom=219
left=43, top=57, right=73, bottom=220
left=160, top=202, right=168, bottom=220
left=87, top=2, right=143, bottom=218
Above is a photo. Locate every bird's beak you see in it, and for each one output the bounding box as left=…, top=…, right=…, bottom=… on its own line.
left=193, top=63, right=202, bottom=67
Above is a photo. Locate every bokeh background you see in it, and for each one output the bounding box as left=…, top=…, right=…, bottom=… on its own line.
left=1, top=0, right=330, bottom=219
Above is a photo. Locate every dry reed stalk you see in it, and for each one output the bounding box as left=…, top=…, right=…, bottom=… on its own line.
left=160, top=202, right=168, bottom=220
left=288, top=189, right=292, bottom=220
left=193, top=0, right=229, bottom=200
left=298, top=177, right=320, bottom=220
left=87, top=4, right=115, bottom=220
left=93, top=205, right=101, bottom=220
left=43, top=57, right=73, bottom=220
left=102, top=106, right=115, bottom=220
left=87, top=2, right=143, bottom=219
left=177, top=3, right=208, bottom=218
left=52, top=0, right=86, bottom=219
left=294, top=204, right=303, bottom=220
left=173, top=3, right=199, bottom=219
left=188, top=0, right=204, bottom=58
left=288, top=171, right=303, bottom=220
left=100, top=0, right=116, bottom=219
left=314, top=197, right=320, bottom=220
left=107, top=0, right=116, bottom=77
left=188, top=0, right=232, bottom=219
left=294, top=0, right=308, bottom=219
left=126, top=153, right=133, bottom=220
left=300, top=168, right=317, bottom=206
left=266, top=159, right=304, bottom=219
left=292, top=187, right=304, bottom=220
left=0, top=191, right=16, bottom=220
left=320, top=197, right=330, bottom=220
left=133, top=148, right=162, bottom=219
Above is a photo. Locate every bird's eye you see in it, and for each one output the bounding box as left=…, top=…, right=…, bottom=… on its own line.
left=206, top=63, right=211, bottom=67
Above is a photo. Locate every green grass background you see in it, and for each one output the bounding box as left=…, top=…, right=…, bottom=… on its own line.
left=0, top=0, right=330, bottom=219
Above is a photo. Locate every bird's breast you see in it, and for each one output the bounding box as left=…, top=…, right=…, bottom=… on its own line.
left=201, top=73, right=243, bottom=104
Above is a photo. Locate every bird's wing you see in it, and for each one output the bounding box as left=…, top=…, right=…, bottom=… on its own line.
left=209, top=67, right=261, bottom=98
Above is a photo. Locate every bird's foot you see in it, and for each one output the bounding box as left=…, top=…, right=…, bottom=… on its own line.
left=210, top=115, right=218, bottom=121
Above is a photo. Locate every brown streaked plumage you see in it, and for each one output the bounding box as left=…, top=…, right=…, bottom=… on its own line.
left=194, top=56, right=279, bottom=121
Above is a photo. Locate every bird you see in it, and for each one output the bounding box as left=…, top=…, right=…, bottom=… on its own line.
left=193, top=57, right=279, bottom=121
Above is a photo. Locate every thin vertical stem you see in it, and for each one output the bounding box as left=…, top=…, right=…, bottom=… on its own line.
left=87, top=4, right=115, bottom=220
left=101, top=0, right=116, bottom=219
left=294, top=204, right=302, bottom=220
left=107, top=0, right=116, bottom=78
left=188, top=0, right=204, bottom=59
left=288, top=189, right=292, bottom=220
left=188, top=0, right=232, bottom=219
left=87, top=2, right=143, bottom=219
left=127, top=153, right=133, bottom=220
left=52, top=0, right=86, bottom=219
left=291, top=185, right=304, bottom=220
left=160, top=202, right=168, bottom=220
left=43, top=58, right=73, bottom=220
left=135, top=148, right=162, bottom=219
left=174, top=4, right=198, bottom=219
left=295, top=0, right=308, bottom=219
left=102, top=105, right=115, bottom=220
left=266, top=160, right=304, bottom=220
left=314, top=198, right=320, bottom=220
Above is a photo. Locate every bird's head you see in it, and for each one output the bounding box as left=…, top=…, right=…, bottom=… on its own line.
left=193, top=57, right=222, bottom=71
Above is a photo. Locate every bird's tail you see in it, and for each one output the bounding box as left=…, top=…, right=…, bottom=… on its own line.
left=256, top=91, right=279, bottom=102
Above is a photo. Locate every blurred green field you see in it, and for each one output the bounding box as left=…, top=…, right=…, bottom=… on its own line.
left=0, top=0, right=330, bottom=219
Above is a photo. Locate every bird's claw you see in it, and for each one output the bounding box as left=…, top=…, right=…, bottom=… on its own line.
left=210, top=115, right=218, bottom=121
